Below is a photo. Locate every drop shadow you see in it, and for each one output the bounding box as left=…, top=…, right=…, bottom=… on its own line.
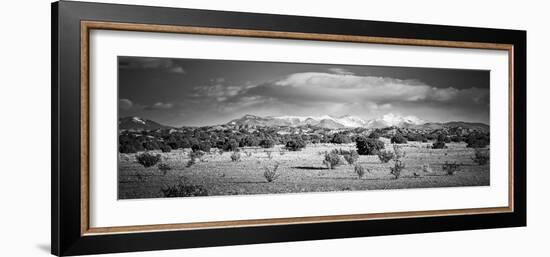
left=36, top=244, right=50, bottom=253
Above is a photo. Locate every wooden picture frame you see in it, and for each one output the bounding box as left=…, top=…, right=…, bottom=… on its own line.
left=52, top=1, right=526, bottom=256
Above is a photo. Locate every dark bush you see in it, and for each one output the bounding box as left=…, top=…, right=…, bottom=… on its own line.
left=406, top=133, right=427, bottom=142
left=223, top=139, right=239, bottom=152
left=240, top=136, right=259, bottom=147
left=432, top=141, right=447, bottom=149
left=136, top=152, right=161, bottom=168
left=323, top=152, right=343, bottom=169
left=119, top=144, right=137, bottom=154
left=390, top=160, right=405, bottom=179
left=191, top=144, right=200, bottom=152
left=331, top=133, right=352, bottom=144
left=472, top=148, right=490, bottom=165
left=161, top=179, right=208, bottom=197
left=391, top=134, right=408, bottom=144
left=285, top=139, right=306, bottom=151
left=143, top=141, right=160, bottom=151
left=191, top=141, right=211, bottom=152
left=451, top=136, right=463, bottom=143
left=354, top=164, right=368, bottom=179
left=377, top=150, right=394, bottom=163
left=259, top=139, right=275, bottom=148
left=368, top=131, right=381, bottom=139
left=263, top=162, right=281, bottom=182
left=466, top=133, right=490, bottom=148
left=199, top=141, right=211, bottom=152
left=160, top=144, right=172, bottom=153
left=230, top=151, right=241, bottom=162
left=356, top=136, right=385, bottom=155
left=157, top=163, right=171, bottom=175
left=341, top=150, right=359, bottom=165
left=442, top=161, right=461, bottom=175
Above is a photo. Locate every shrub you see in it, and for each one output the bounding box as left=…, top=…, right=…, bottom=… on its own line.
left=192, top=142, right=211, bottom=152
left=466, top=133, right=490, bottom=148
left=331, top=133, right=352, bottom=144
left=377, top=150, right=394, bottom=163
left=392, top=144, right=406, bottom=160
left=243, top=151, right=253, bottom=157
left=161, top=179, right=208, bottom=197
left=119, top=144, right=137, bottom=154
left=451, top=136, right=463, bottom=143
left=391, top=134, right=408, bottom=144
left=143, top=141, right=160, bottom=151
left=285, top=139, right=306, bottom=151
left=230, top=151, right=241, bottom=162
left=406, top=133, right=427, bottom=142
left=442, top=161, right=461, bottom=175
left=263, top=162, right=281, bottom=182
left=223, top=139, right=239, bottom=152
left=186, top=158, right=196, bottom=168
left=432, top=141, right=447, bottom=149
left=390, top=160, right=405, bottom=179
left=136, top=152, right=161, bottom=168
left=323, top=152, right=343, bottom=169
left=368, top=131, right=381, bottom=139
left=259, top=139, right=275, bottom=148
left=472, top=148, right=490, bottom=165
left=191, top=144, right=200, bottom=152
left=356, top=136, right=385, bottom=155
left=160, top=144, right=172, bottom=153
left=354, top=164, right=369, bottom=179
left=157, top=163, right=171, bottom=175
left=189, top=150, right=205, bottom=159
left=342, top=150, right=359, bottom=165
left=240, top=136, right=259, bottom=147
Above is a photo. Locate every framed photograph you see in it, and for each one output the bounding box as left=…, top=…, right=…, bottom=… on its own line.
left=52, top=1, right=526, bottom=256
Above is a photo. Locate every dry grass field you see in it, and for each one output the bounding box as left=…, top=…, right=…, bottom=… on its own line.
left=118, top=138, right=489, bottom=199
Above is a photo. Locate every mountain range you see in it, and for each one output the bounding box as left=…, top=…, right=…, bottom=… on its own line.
left=227, top=113, right=427, bottom=129
left=118, top=116, right=171, bottom=130
left=119, top=113, right=489, bottom=132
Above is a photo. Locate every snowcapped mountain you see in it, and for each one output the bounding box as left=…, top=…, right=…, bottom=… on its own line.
left=272, top=115, right=367, bottom=128
left=364, top=113, right=425, bottom=128
left=118, top=116, right=171, bottom=130
left=120, top=114, right=488, bottom=132
left=228, top=113, right=424, bottom=129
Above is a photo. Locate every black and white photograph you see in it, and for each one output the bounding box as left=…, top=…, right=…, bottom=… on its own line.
left=117, top=56, right=491, bottom=199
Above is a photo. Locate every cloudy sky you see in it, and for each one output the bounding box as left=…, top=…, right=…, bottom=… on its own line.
left=118, top=56, right=490, bottom=127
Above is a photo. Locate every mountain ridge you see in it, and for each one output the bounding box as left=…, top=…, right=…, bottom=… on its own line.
left=119, top=114, right=489, bottom=132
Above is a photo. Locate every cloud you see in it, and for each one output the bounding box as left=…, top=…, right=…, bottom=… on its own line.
left=119, top=99, right=133, bottom=110
left=119, top=57, right=186, bottom=74
left=145, top=102, right=174, bottom=110
left=193, top=83, right=245, bottom=101
left=235, top=72, right=489, bottom=105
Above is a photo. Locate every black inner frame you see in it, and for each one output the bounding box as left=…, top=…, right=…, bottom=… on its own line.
left=51, top=1, right=526, bottom=256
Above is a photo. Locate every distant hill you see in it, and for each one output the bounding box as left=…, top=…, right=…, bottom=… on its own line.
left=227, top=113, right=427, bottom=129
left=118, top=116, right=171, bottom=131
left=119, top=114, right=489, bottom=133
left=413, top=121, right=489, bottom=133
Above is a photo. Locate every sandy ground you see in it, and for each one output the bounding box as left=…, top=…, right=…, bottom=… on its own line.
left=118, top=139, right=489, bottom=199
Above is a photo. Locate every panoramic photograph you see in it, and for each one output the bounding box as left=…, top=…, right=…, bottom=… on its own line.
left=117, top=56, right=491, bottom=199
